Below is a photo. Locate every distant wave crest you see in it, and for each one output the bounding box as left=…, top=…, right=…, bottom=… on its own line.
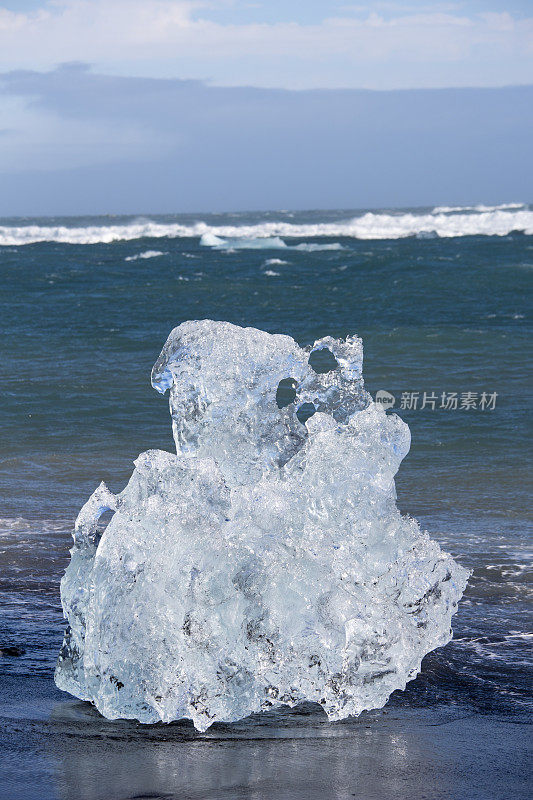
left=0, top=205, right=531, bottom=246
left=432, top=202, right=525, bottom=213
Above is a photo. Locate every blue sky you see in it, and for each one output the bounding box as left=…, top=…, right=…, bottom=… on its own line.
left=0, top=1, right=531, bottom=214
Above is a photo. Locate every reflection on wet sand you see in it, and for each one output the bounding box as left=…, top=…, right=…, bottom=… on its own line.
left=47, top=700, right=471, bottom=800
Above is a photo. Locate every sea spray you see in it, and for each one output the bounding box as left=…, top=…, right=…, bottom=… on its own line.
left=1, top=205, right=531, bottom=245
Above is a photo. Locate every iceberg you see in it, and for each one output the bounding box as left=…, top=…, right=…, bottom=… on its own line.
left=55, top=321, right=469, bottom=731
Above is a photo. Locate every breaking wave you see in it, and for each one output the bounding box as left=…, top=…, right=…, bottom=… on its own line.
left=433, top=202, right=526, bottom=213
left=0, top=205, right=531, bottom=246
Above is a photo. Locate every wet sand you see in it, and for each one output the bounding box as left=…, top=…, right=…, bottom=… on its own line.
left=1, top=674, right=530, bottom=800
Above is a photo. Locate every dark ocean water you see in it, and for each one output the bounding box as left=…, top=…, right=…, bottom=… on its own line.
left=0, top=208, right=532, bottom=800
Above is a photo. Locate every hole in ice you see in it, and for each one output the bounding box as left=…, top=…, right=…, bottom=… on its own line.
left=276, top=377, right=297, bottom=409
left=308, top=347, right=339, bottom=373
left=93, top=508, right=115, bottom=544
left=296, top=402, right=316, bottom=424
left=97, top=508, right=114, bottom=531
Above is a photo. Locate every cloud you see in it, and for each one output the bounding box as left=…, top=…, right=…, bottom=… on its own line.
left=0, top=1, right=531, bottom=89
left=0, top=65, right=531, bottom=215
left=0, top=66, right=178, bottom=171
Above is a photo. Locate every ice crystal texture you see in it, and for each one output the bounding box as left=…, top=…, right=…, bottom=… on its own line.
left=55, top=321, right=468, bottom=731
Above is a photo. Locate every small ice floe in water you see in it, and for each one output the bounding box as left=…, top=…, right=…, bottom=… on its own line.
left=125, top=250, right=166, bottom=261
left=292, top=242, right=343, bottom=251
left=55, top=321, right=469, bottom=731
left=200, top=233, right=287, bottom=250
left=200, top=234, right=343, bottom=252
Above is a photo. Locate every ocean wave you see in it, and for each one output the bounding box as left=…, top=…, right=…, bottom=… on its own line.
left=0, top=516, right=72, bottom=534
left=124, top=250, right=166, bottom=261
left=0, top=207, right=532, bottom=246
left=454, top=632, right=533, bottom=667
left=433, top=202, right=525, bottom=213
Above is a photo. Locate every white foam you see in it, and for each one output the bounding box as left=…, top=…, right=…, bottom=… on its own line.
left=265, top=258, right=288, bottom=265
left=1, top=206, right=531, bottom=246
left=0, top=516, right=72, bottom=534
left=124, top=250, right=166, bottom=261
left=263, top=269, right=280, bottom=276
left=433, top=202, right=525, bottom=213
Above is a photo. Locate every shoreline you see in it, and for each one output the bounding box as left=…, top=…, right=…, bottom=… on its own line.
left=1, top=674, right=531, bottom=800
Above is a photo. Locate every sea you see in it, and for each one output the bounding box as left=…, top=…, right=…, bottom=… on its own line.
left=1, top=204, right=532, bottom=800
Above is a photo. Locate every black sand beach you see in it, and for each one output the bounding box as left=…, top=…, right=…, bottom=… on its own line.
left=1, top=673, right=531, bottom=800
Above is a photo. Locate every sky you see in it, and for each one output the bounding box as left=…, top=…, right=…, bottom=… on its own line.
left=0, top=0, right=532, bottom=214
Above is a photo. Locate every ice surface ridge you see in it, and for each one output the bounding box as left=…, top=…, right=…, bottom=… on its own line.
left=55, top=321, right=469, bottom=731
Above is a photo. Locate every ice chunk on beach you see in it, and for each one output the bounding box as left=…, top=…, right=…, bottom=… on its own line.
left=55, top=321, right=468, bottom=731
